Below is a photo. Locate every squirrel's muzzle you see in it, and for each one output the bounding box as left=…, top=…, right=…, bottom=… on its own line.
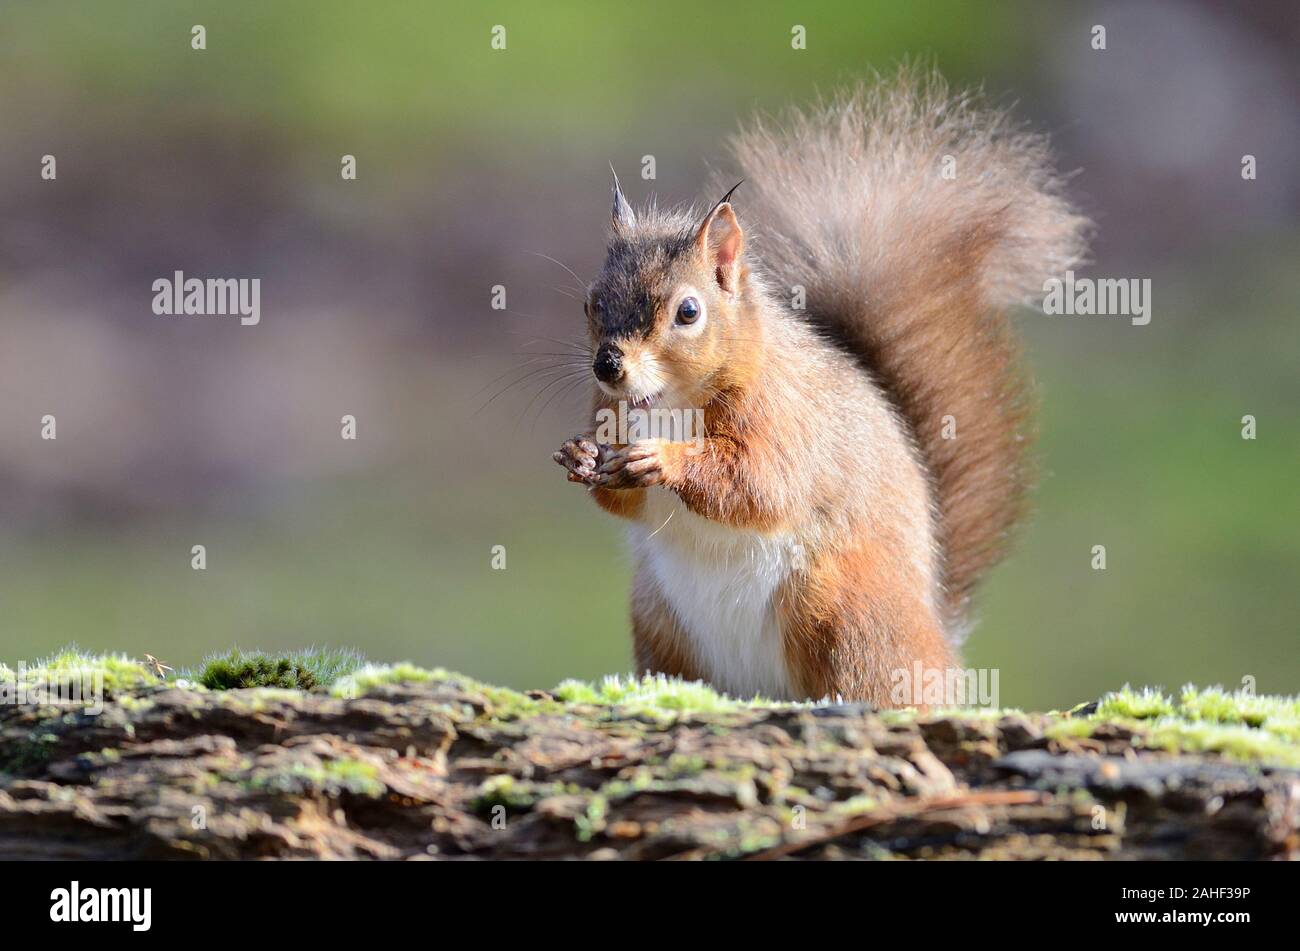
left=593, top=343, right=624, bottom=385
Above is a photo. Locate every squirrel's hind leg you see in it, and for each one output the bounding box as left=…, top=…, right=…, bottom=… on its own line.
left=629, top=562, right=704, bottom=682
left=778, top=546, right=954, bottom=707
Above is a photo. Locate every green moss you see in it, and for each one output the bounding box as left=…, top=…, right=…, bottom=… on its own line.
left=114, top=694, right=157, bottom=713
left=474, top=683, right=549, bottom=719
left=834, top=794, right=880, bottom=816
left=471, top=775, right=525, bottom=812
left=1061, top=686, right=1300, bottom=767
left=1044, top=718, right=1096, bottom=740
left=1175, top=685, right=1300, bottom=729
left=0, top=731, right=59, bottom=773
left=553, top=673, right=785, bottom=716
left=192, top=646, right=366, bottom=691
left=1139, top=721, right=1297, bottom=765
left=661, top=754, right=710, bottom=778
left=470, top=775, right=580, bottom=813
left=243, top=688, right=322, bottom=709
left=928, top=705, right=1027, bottom=721
left=330, top=662, right=454, bottom=698
left=575, top=795, right=608, bottom=842
left=727, top=819, right=784, bottom=857
left=200, top=654, right=316, bottom=690
left=245, top=758, right=384, bottom=797
left=11, top=646, right=156, bottom=693
left=1095, top=686, right=1178, bottom=720
left=8, top=644, right=1300, bottom=772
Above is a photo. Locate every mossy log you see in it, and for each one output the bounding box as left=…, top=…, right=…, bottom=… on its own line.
left=1, top=673, right=1298, bottom=860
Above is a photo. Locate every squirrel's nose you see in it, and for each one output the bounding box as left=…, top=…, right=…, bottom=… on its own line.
left=593, top=344, right=624, bottom=385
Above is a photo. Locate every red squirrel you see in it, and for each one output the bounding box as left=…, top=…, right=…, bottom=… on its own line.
left=553, top=67, right=1089, bottom=704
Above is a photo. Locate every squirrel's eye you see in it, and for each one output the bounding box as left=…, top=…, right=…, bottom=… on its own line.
left=676, top=297, right=701, bottom=325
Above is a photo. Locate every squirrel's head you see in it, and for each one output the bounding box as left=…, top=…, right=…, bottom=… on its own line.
left=584, top=173, right=750, bottom=409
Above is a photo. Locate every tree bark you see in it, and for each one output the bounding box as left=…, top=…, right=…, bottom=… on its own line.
left=1, top=679, right=1296, bottom=860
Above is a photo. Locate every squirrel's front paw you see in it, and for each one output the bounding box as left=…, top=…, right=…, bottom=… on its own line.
left=593, top=440, right=675, bottom=490
left=553, top=434, right=602, bottom=484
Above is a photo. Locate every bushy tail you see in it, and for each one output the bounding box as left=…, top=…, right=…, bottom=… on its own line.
left=728, top=65, right=1089, bottom=630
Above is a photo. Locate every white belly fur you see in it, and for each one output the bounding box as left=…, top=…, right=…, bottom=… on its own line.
left=627, top=488, right=797, bottom=699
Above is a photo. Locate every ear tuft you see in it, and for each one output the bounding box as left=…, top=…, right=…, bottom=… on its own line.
left=610, top=165, right=636, bottom=232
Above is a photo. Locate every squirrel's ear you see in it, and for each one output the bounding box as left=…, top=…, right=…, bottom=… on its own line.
left=695, top=194, right=744, bottom=293
left=610, top=166, right=636, bottom=232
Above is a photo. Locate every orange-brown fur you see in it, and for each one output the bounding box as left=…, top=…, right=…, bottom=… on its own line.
left=726, top=68, right=1090, bottom=628
left=778, top=544, right=954, bottom=704
left=554, top=67, right=1088, bottom=704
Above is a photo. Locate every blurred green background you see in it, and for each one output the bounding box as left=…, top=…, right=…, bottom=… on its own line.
left=1, top=1, right=1296, bottom=708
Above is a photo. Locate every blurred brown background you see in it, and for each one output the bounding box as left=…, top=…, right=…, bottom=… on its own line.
left=1, top=0, right=1297, bottom=707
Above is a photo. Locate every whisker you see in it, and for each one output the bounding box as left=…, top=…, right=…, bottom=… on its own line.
left=517, top=369, right=592, bottom=432
left=646, top=505, right=676, bottom=539
left=531, top=374, right=593, bottom=429
left=500, top=329, right=593, bottom=352
left=474, top=364, right=588, bottom=416
left=471, top=355, right=580, bottom=401
left=530, top=251, right=588, bottom=294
